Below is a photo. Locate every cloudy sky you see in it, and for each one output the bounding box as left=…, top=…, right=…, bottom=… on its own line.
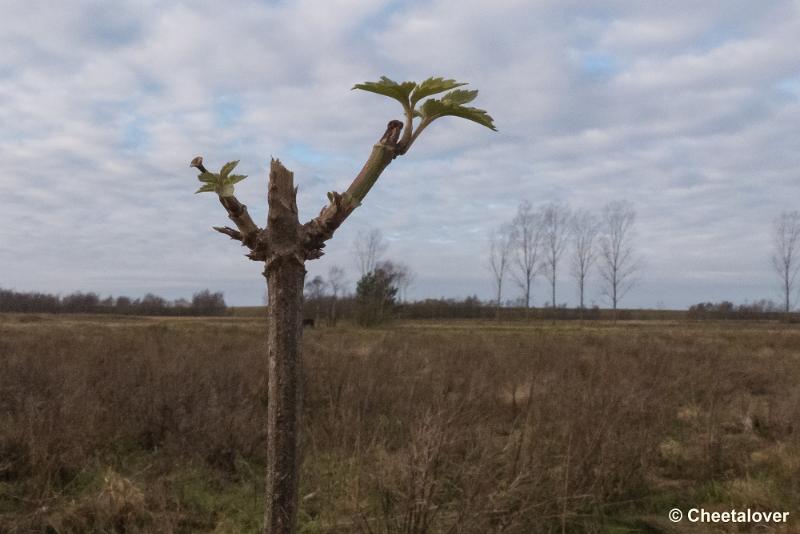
left=2, top=0, right=799, bottom=308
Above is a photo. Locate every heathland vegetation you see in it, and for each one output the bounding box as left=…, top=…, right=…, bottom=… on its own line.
left=1, top=314, right=798, bottom=532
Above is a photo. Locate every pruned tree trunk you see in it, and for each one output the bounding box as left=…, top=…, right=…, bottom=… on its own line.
left=264, top=160, right=305, bottom=532
left=191, top=75, right=495, bottom=534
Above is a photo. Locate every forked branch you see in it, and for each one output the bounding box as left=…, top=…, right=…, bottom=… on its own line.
left=190, top=156, right=268, bottom=260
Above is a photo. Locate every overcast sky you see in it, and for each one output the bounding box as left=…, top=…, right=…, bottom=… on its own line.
left=2, top=0, right=799, bottom=308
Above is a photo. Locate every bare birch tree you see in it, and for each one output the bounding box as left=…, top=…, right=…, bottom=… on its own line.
left=570, top=208, right=598, bottom=309
left=304, top=275, right=327, bottom=325
left=327, top=266, right=346, bottom=297
left=541, top=203, right=572, bottom=310
left=489, top=223, right=514, bottom=319
left=327, top=265, right=346, bottom=326
left=190, top=76, right=494, bottom=534
left=354, top=228, right=388, bottom=277
left=304, top=275, right=327, bottom=300
left=772, top=210, right=800, bottom=313
left=511, top=200, right=543, bottom=309
left=393, top=261, right=415, bottom=302
left=598, top=200, right=640, bottom=313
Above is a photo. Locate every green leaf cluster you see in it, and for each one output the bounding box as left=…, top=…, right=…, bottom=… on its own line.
left=195, top=161, right=248, bottom=196
left=352, top=76, right=496, bottom=131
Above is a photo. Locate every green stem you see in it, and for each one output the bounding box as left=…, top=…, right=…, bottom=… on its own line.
left=406, top=118, right=432, bottom=152
left=398, top=103, right=414, bottom=152
left=345, top=143, right=395, bottom=204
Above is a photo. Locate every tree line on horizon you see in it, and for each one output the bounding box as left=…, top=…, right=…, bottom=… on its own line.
left=488, top=199, right=641, bottom=317
left=300, top=213, right=798, bottom=325
left=5, top=207, right=796, bottom=321
left=0, top=288, right=227, bottom=316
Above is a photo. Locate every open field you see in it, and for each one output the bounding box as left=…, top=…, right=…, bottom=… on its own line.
left=1, top=314, right=799, bottom=533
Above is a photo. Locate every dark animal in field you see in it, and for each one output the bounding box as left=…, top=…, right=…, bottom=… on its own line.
left=302, top=318, right=315, bottom=328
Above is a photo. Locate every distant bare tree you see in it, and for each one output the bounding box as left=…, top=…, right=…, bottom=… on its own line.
left=541, top=203, right=572, bottom=310
left=304, top=275, right=327, bottom=300
left=354, top=228, right=388, bottom=277
left=326, top=265, right=346, bottom=326
left=570, top=208, right=599, bottom=309
left=772, top=210, right=800, bottom=313
left=393, top=261, right=415, bottom=302
left=511, top=200, right=543, bottom=310
left=488, top=223, right=514, bottom=319
left=327, top=266, right=346, bottom=297
left=304, top=275, right=327, bottom=324
left=598, top=200, right=640, bottom=313
left=192, top=289, right=227, bottom=315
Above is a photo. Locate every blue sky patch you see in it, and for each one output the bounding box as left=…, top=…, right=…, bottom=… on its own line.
left=214, top=95, right=243, bottom=128
left=580, top=51, right=619, bottom=79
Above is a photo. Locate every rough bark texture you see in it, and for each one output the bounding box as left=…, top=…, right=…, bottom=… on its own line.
left=264, top=159, right=305, bottom=534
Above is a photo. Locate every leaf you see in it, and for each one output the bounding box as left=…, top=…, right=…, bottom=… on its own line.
left=419, top=98, right=496, bottom=131
left=352, top=76, right=416, bottom=108
left=195, top=183, right=217, bottom=194
left=441, top=89, right=478, bottom=106
left=410, top=77, right=466, bottom=106
left=197, top=172, right=217, bottom=183
left=219, top=160, right=239, bottom=179
left=352, top=75, right=496, bottom=132
left=226, top=174, right=247, bottom=185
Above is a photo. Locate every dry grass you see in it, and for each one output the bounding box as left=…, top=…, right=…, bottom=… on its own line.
left=1, top=314, right=799, bottom=532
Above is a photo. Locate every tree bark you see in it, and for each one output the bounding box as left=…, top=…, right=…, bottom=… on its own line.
left=496, top=279, right=502, bottom=321
left=612, top=280, right=618, bottom=322
left=524, top=278, right=531, bottom=316
left=785, top=271, right=790, bottom=314
left=264, top=159, right=305, bottom=534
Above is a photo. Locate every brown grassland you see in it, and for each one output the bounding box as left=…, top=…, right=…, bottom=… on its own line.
left=1, top=313, right=799, bottom=533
